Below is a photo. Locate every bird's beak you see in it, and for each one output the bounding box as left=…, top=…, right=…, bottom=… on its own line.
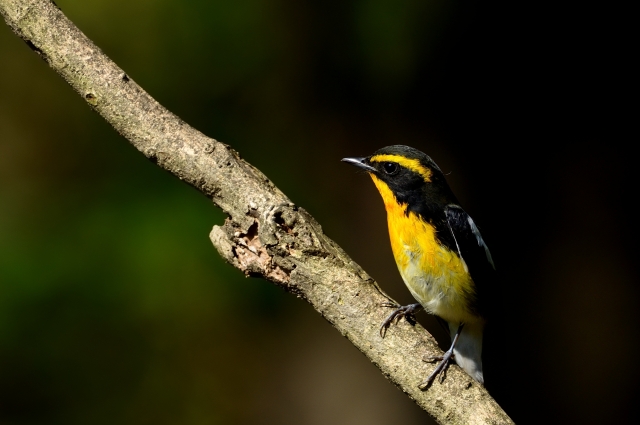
left=341, top=157, right=376, bottom=173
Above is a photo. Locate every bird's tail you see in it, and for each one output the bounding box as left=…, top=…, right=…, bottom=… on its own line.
left=449, top=321, right=484, bottom=384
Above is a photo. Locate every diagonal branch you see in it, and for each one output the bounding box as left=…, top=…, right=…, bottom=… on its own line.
left=0, top=1, right=513, bottom=423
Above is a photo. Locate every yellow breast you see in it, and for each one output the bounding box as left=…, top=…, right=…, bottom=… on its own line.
left=371, top=175, right=481, bottom=325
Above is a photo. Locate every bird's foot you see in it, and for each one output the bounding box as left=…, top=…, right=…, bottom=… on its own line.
left=379, top=302, right=422, bottom=337
left=419, top=348, right=456, bottom=389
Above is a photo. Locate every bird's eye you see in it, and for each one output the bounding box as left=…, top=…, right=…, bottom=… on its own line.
left=382, top=162, right=399, bottom=175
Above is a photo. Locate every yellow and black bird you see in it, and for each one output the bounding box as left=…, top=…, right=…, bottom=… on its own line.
left=342, top=145, right=495, bottom=387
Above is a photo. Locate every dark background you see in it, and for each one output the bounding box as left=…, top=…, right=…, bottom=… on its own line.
left=1, top=1, right=635, bottom=424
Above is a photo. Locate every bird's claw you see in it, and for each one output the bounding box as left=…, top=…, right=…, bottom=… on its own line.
left=423, top=355, right=444, bottom=362
left=379, top=302, right=422, bottom=338
left=419, top=349, right=455, bottom=388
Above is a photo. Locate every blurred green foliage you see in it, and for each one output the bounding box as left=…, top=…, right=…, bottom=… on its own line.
left=1, top=0, right=636, bottom=424
left=1, top=1, right=452, bottom=423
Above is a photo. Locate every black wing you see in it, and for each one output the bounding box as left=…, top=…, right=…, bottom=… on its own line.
left=444, top=205, right=496, bottom=319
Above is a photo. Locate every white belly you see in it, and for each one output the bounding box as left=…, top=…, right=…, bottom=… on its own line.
left=398, top=247, right=480, bottom=326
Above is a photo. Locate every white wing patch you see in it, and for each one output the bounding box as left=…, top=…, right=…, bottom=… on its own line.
left=445, top=217, right=469, bottom=273
left=467, top=216, right=495, bottom=270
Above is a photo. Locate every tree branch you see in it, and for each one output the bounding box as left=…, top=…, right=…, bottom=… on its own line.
left=1, top=1, right=513, bottom=423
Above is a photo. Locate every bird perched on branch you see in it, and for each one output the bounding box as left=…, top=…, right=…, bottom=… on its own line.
left=342, top=145, right=495, bottom=387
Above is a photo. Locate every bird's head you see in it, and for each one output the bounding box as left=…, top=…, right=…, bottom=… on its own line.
left=342, top=145, right=457, bottom=216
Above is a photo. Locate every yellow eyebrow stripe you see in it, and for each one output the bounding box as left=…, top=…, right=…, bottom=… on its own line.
left=370, top=154, right=432, bottom=182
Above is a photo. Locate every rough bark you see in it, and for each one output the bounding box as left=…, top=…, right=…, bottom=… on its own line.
left=1, top=1, right=513, bottom=424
